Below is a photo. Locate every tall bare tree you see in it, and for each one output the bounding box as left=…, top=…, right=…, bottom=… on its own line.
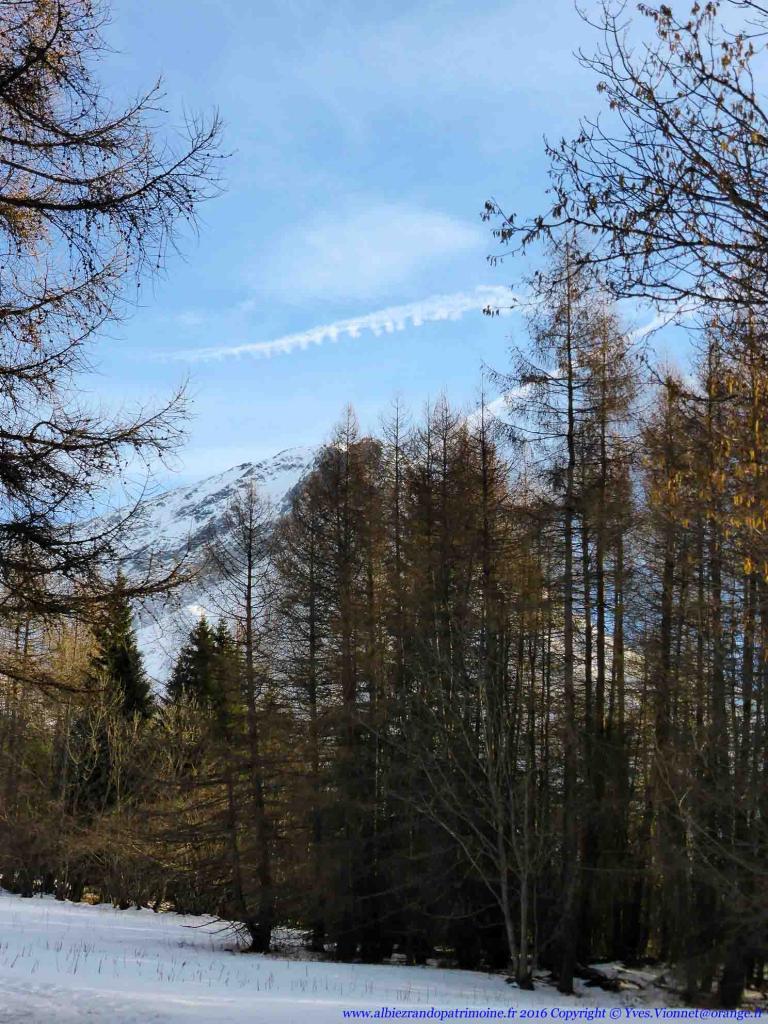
left=0, top=0, right=222, bottom=681
left=485, top=1, right=768, bottom=311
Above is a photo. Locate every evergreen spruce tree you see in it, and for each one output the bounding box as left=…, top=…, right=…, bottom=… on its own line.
left=211, top=620, right=242, bottom=726
left=68, top=578, right=152, bottom=820
left=86, top=576, right=153, bottom=719
left=167, top=617, right=219, bottom=707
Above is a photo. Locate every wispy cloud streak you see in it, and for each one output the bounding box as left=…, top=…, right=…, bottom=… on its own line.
left=168, top=286, right=516, bottom=363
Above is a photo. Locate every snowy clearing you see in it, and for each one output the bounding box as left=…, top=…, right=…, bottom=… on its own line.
left=0, top=891, right=670, bottom=1023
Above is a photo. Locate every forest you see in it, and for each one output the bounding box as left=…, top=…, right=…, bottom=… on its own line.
left=0, top=0, right=767, bottom=1013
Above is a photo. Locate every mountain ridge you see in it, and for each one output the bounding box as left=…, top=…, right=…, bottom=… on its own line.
left=119, top=445, right=316, bottom=681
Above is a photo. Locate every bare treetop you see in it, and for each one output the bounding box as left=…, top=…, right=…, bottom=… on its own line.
left=485, top=1, right=768, bottom=310
left=0, top=0, right=223, bottom=352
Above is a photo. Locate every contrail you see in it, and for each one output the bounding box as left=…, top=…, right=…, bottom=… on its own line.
left=167, top=285, right=516, bottom=362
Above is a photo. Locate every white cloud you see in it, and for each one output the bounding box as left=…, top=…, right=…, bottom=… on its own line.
left=628, top=313, right=675, bottom=343
left=258, top=203, right=484, bottom=303
left=185, top=603, right=210, bottom=619
left=174, top=310, right=206, bottom=328
left=169, top=285, right=516, bottom=363
left=465, top=393, right=511, bottom=428
left=284, top=5, right=590, bottom=127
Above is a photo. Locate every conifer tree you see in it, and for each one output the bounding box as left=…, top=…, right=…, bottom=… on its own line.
left=0, top=0, right=222, bottom=695
left=167, top=617, right=219, bottom=708
left=68, top=580, right=150, bottom=814
left=86, top=577, right=152, bottom=720
left=208, top=484, right=276, bottom=952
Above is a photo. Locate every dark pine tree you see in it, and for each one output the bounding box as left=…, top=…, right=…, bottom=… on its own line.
left=68, top=578, right=152, bottom=821
left=167, top=617, right=219, bottom=707
left=87, top=576, right=153, bottom=719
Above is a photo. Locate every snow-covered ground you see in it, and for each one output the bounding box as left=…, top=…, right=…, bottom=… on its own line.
left=0, top=891, right=670, bottom=1023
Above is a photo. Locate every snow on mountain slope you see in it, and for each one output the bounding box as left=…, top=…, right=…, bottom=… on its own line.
left=113, top=447, right=315, bottom=683
left=111, top=447, right=315, bottom=577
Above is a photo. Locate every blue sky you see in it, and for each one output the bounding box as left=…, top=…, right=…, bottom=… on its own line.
left=90, top=0, right=608, bottom=484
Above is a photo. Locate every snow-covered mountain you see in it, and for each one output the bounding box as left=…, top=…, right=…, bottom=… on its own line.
left=109, top=447, right=314, bottom=578
left=114, top=447, right=316, bottom=682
